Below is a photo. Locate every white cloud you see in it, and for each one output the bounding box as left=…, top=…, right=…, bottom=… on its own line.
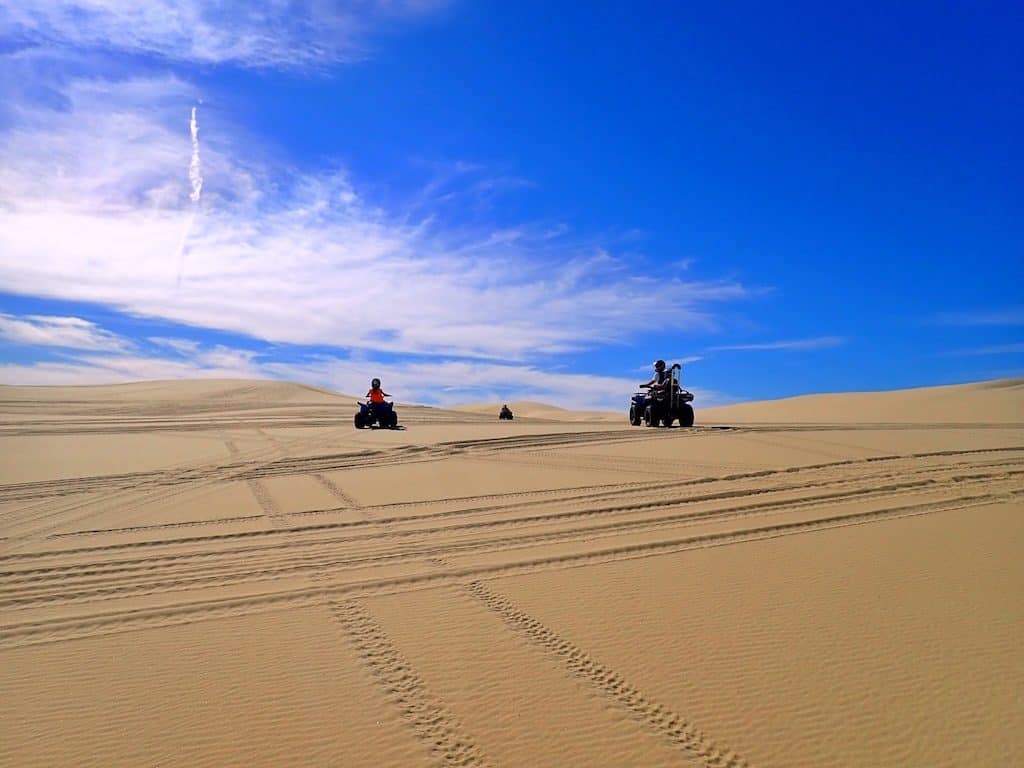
left=0, top=75, right=236, bottom=211
left=0, top=344, right=265, bottom=386
left=0, top=308, right=725, bottom=409
left=709, top=336, right=844, bottom=352
left=0, top=343, right=727, bottom=411
left=148, top=336, right=201, bottom=354
left=930, top=308, right=1024, bottom=327
left=0, top=313, right=130, bottom=351
left=1, top=1, right=447, bottom=68
left=0, top=75, right=750, bottom=362
left=945, top=342, right=1024, bottom=357
left=262, top=356, right=648, bottom=409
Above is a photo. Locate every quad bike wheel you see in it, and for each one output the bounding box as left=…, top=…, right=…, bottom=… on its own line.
left=388, top=411, right=399, bottom=429
left=644, top=405, right=657, bottom=427
left=354, top=411, right=366, bottom=429
left=678, top=403, right=695, bottom=428
left=629, top=405, right=642, bottom=426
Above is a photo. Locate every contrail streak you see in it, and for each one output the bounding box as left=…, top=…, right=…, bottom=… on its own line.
left=189, top=106, right=203, bottom=202
left=177, top=106, right=202, bottom=287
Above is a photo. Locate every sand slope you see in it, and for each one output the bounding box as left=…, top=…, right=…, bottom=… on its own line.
left=701, top=378, right=1023, bottom=424
left=1, top=378, right=1022, bottom=767
left=451, top=400, right=620, bottom=422
left=0, top=378, right=350, bottom=405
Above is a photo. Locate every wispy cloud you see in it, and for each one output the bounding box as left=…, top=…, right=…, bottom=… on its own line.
left=1, top=1, right=448, bottom=69
left=0, top=75, right=751, bottom=362
left=0, top=351, right=729, bottom=410
left=0, top=349, right=261, bottom=386
left=944, top=342, right=1024, bottom=357
left=263, top=356, right=648, bottom=409
left=148, top=337, right=201, bottom=355
left=929, top=307, right=1024, bottom=327
left=708, top=336, right=844, bottom=352
left=0, top=75, right=224, bottom=210
left=0, top=313, right=130, bottom=351
left=0, top=312, right=730, bottom=409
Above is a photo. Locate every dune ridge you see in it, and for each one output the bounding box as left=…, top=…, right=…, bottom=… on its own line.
left=450, top=399, right=620, bottom=422
left=701, top=378, right=1022, bottom=424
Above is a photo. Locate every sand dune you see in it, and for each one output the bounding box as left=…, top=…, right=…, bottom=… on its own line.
left=451, top=400, right=620, bottom=422
left=0, top=378, right=350, bottom=405
left=701, top=378, right=1023, bottom=424
left=1, top=378, right=1022, bottom=767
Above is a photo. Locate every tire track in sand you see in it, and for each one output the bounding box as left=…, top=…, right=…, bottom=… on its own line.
left=328, top=599, right=488, bottom=767
left=465, top=581, right=749, bottom=768
left=2, top=461, right=1018, bottom=611
left=10, top=457, right=1016, bottom=579
left=0, top=429, right=327, bottom=549
left=224, top=436, right=287, bottom=530
left=1, top=487, right=1017, bottom=649
left=311, top=473, right=365, bottom=515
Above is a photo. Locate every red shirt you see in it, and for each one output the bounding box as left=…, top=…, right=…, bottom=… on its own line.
left=367, top=388, right=385, bottom=403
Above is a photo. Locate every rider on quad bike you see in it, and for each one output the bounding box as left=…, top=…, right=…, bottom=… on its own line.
left=355, top=378, right=399, bottom=429
left=631, top=360, right=695, bottom=428
left=641, top=360, right=673, bottom=393
left=367, top=378, right=390, bottom=406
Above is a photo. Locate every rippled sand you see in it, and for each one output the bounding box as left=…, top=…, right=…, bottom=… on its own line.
left=2, top=379, right=1021, bottom=767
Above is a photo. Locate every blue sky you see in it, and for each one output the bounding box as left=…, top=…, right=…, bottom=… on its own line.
left=0, top=1, right=1021, bottom=408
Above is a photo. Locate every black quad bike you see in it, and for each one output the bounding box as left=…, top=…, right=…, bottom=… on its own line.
left=354, top=399, right=399, bottom=429
left=629, top=363, right=695, bottom=428
left=499, top=405, right=514, bottom=420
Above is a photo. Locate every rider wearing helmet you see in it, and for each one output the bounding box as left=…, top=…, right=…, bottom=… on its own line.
left=366, top=378, right=390, bottom=403
left=366, top=378, right=392, bottom=422
left=640, top=359, right=679, bottom=393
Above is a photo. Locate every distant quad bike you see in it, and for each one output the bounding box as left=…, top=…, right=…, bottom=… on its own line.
left=629, top=363, right=695, bottom=428
left=354, top=400, right=399, bottom=429
left=499, top=405, right=514, bottom=421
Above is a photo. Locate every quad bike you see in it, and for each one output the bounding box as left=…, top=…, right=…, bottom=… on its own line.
left=499, top=405, right=514, bottom=421
left=354, top=399, right=399, bottom=429
left=629, top=363, right=695, bottom=428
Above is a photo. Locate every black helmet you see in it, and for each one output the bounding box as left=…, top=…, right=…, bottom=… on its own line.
left=371, top=378, right=381, bottom=388
left=654, top=359, right=666, bottom=370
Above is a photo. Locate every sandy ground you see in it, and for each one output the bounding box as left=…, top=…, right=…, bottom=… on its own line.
left=1, top=378, right=1021, bottom=767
